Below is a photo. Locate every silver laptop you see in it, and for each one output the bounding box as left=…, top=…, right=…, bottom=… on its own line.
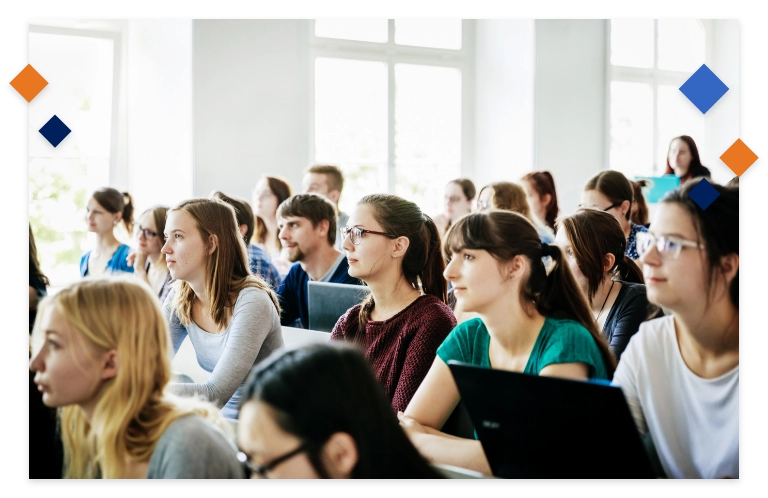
left=307, top=281, right=371, bottom=332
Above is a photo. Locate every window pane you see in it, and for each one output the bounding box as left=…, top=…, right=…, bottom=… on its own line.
left=315, top=19, right=388, bottom=43
left=395, top=64, right=462, bottom=215
left=658, top=19, right=705, bottom=72
left=395, top=19, right=462, bottom=50
left=29, top=31, right=115, bottom=287
left=314, top=58, right=388, bottom=215
left=657, top=85, right=706, bottom=173
left=610, top=19, right=654, bottom=68
left=610, top=81, right=653, bottom=177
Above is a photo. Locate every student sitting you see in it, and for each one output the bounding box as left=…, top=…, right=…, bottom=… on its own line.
left=664, top=135, right=711, bottom=185
left=556, top=208, right=662, bottom=361
left=331, top=194, right=456, bottom=413
left=520, top=171, right=560, bottom=232
left=210, top=191, right=282, bottom=289
left=161, top=198, right=283, bottom=419
left=237, top=343, right=443, bottom=479
left=582, top=170, right=648, bottom=260
left=302, top=165, right=350, bottom=251
left=477, top=181, right=555, bottom=243
left=29, top=277, right=244, bottom=478
left=275, top=193, right=361, bottom=329
left=127, top=206, right=173, bottom=303
left=613, top=181, right=738, bottom=479
left=432, top=178, right=476, bottom=240
left=80, top=188, right=135, bottom=277
left=399, top=210, right=614, bottom=475
left=253, top=176, right=293, bottom=277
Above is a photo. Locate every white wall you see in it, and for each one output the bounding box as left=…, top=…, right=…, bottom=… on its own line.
left=474, top=20, right=535, bottom=189
left=534, top=20, right=608, bottom=216
left=193, top=20, right=310, bottom=202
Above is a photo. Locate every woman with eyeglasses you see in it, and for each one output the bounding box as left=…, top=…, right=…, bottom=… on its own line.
left=555, top=208, right=662, bottom=361
left=331, top=194, right=457, bottom=413
left=476, top=182, right=554, bottom=243
left=30, top=277, right=243, bottom=478
left=80, top=187, right=135, bottom=277
left=236, top=343, right=443, bottom=479
left=613, top=181, right=738, bottom=478
left=127, top=206, right=172, bottom=303
left=582, top=170, right=648, bottom=260
left=433, top=178, right=475, bottom=239
left=252, top=176, right=293, bottom=277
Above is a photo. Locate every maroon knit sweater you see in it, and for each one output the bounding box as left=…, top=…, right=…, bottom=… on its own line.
left=331, top=295, right=457, bottom=413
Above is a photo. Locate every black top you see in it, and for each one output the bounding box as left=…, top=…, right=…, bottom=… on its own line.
left=29, top=273, right=47, bottom=334
left=602, top=281, right=663, bottom=361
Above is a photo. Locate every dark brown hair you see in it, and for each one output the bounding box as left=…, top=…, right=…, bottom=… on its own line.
left=255, top=177, right=293, bottom=247
left=664, top=135, right=706, bottom=184
left=521, top=171, right=559, bottom=231
left=583, top=171, right=636, bottom=221
left=210, top=191, right=255, bottom=245
left=306, top=164, right=345, bottom=194
left=443, top=210, right=616, bottom=378
left=660, top=180, right=738, bottom=309
left=92, top=187, right=134, bottom=233
left=276, top=193, right=338, bottom=246
left=29, top=223, right=49, bottom=287
left=558, top=209, right=644, bottom=300
left=449, top=178, right=476, bottom=201
left=356, top=194, right=447, bottom=331
left=630, top=180, right=650, bottom=227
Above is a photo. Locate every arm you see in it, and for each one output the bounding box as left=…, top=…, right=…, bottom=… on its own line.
left=167, top=289, right=277, bottom=408
left=275, top=271, right=299, bottom=326
left=161, top=291, right=188, bottom=354
left=538, top=362, right=589, bottom=380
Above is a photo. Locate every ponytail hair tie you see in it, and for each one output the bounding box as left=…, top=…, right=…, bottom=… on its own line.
left=541, top=242, right=551, bottom=257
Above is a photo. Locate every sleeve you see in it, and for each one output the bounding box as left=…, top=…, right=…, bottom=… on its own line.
left=391, top=308, right=457, bottom=412
left=166, top=288, right=277, bottom=409
left=611, top=335, right=648, bottom=437
left=161, top=288, right=188, bottom=355
left=436, top=319, right=473, bottom=366
left=538, top=323, right=605, bottom=378
left=276, top=267, right=300, bottom=326
left=607, top=289, right=654, bottom=361
left=114, top=245, right=135, bottom=274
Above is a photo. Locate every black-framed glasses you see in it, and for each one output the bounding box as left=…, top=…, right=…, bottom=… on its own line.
left=134, top=224, right=159, bottom=240
left=636, top=232, right=706, bottom=260
left=237, top=443, right=309, bottom=479
left=340, top=226, right=396, bottom=245
left=601, top=202, right=622, bottom=212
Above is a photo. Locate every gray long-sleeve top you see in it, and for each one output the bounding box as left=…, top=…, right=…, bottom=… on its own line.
left=163, top=286, right=284, bottom=419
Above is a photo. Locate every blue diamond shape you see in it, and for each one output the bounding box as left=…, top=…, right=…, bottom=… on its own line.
left=688, top=178, right=720, bottom=210
left=39, top=115, right=71, bottom=147
left=679, top=64, right=729, bottom=114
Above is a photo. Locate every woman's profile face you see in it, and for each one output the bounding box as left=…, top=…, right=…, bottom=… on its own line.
left=85, top=197, right=119, bottom=235
left=444, top=182, right=472, bottom=221
left=521, top=180, right=548, bottom=225
left=341, top=204, right=398, bottom=283
left=554, top=227, right=589, bottom=296
left=668, top=138, right=693, bottom=177
left=161, top=210, right=210, bottom=284
left=253, top=179, right=278, bottom=220
left=136, top=212, right=163, bottom=256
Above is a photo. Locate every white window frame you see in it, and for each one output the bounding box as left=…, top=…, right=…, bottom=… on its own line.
left=605, top=19, right=711, bottom=175
left=308, top=19, right=476, bottom=194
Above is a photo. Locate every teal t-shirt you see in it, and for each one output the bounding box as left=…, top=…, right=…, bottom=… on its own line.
left=437, top=316, right=609, bottom=380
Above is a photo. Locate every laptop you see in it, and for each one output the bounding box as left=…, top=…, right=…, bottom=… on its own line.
left=307, top=281, right=371, bottom=332
left=448, top=361, right=655, bottom=479
left=634, top=175, right=680, bottom=203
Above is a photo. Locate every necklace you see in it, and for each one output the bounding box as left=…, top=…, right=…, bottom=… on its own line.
left=596, top=280, right=616, bottom=321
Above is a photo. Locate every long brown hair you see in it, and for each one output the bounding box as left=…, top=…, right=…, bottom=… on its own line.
left=558, top=209, right=644, bottom=300
left=443, top=210, right=616, bottom=377
left=664, top=135, right=706, bottom=184
left=583, top=171, right=635, bottom=222
left=355, top=194, right=447, bottom=331
left=92, top=187, right=134, bottom=233
left=480, top=182, right=532, bottom=220
left=630, top=180, right=650, bottom=226
left=29, top=223, right=49, bottom=287
left=254, top=176, right=293, bottom=248
left=168, top=198, right=280, bottom=330
left=521, top=171, right=559, bottom=231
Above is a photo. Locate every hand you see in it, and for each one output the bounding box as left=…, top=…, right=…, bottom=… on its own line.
left=127, top=250, right=147, bottom=273
left=397, top=411, right=427, bottom=440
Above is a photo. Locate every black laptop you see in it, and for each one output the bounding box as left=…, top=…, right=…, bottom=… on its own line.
left=448, top=361, right=655, bottom=479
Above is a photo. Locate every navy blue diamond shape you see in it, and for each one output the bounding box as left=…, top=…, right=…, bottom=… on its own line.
left=679, top=64, right=729, bottom=114
left=688, top=178, right=720, bottom=210
left=39, top=115, right=71, bottom=147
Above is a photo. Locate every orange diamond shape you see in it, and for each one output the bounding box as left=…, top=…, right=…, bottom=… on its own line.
left=9, top=64, right=48, bottom=102
left=720, top=139, right=758, bottom=177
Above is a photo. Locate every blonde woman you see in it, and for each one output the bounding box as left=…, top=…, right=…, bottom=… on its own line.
left=29, top=277, right=243, bottom=478
left=161, top=198, right=283, bottom=419
left=476, top=182, right=555, bottom=244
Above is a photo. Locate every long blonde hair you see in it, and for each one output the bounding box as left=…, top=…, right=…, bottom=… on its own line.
left=168, top=198, right=280, bottom=330
left=31, top=277, right=224, bottom=479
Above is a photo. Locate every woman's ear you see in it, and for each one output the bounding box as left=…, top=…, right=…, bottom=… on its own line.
left=720, top=253, right=739, bottom=284
left=391, top=236, right=411, bottom=259
left=321, top=432, right=358, bottom=479
left=620, top=200, right=631, bottom=218
left=207, top=234, right=219, bottom=255
left=100, top=349, right=119, bottom=381
left=603, top=253, right=616, bottom=274
left=541, top=193, right=552, bottom=208
left=239, top=224, right=248, bottom=237
left=503, top=254, right=527, bottom=281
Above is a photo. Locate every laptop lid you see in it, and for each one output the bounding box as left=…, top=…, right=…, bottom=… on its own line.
left=307, top=281, right=370, bottom=332
left=448, top=361, right=655, bottom=479
left=634, top=175, right=681, bottom=203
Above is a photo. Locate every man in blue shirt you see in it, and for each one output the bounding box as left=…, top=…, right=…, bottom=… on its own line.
left=276, top=193, right=361, bottom=328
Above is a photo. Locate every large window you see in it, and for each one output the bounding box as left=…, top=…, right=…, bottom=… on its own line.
left=28, top=26, right=120, bottom=287
left=608, top=19, right=706, bottom=178
left=311, top=19, right=471, bottom=216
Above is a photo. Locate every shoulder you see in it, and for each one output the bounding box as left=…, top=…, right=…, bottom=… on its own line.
left=413, top=295, right=456, bottom=323
left=116, top=244, right=132, bottom=256
left=333, top=304, right=363, bottom=331
left=436, top=317, right=486, bottom=363
left=615, top=281, right=649, bottom=306
left=623, top=315, right=675, bottom=358
left=537, top=317, right=607, bottom=377
left=631, top=223, right=648, bottom=235
left=235, top=285, right=277, bottom=311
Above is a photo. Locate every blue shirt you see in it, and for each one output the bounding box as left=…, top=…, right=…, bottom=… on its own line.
left=79, top=244, right=134, bottom=277
left=276, top=255, right=361, bottom=329
left=247, top=244, right=282, bottom=289
left=626, top=222, right=648, bottom=260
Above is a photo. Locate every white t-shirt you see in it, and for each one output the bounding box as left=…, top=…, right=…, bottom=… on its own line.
left=612, top=315, right=739, bottom=479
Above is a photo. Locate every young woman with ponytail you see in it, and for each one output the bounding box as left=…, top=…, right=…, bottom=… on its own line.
left=331, top=194, right=457, bottom=413
left=398, top=210, right=613, bottom=475
left=80, top=187, right=135, bottom=277
left=556, top=208, right=662, bottom=361
left=29, top=277, right=243, bottom=478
